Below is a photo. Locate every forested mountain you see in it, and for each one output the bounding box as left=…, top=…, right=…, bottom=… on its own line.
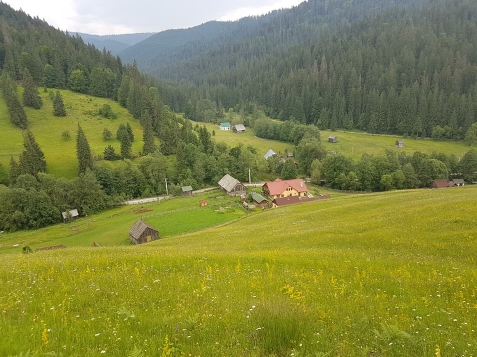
left=76, top=32, right=155, bottom=55
left=132, top=0, right=477, bottom=140
left=119, top=20, right=263, bottom=68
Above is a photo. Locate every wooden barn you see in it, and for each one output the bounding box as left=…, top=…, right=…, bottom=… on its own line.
left=218, top=174, right=247, bottom=196
left=129, top=220, right=160, bottom=245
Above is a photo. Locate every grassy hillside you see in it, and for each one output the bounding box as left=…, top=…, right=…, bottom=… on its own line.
left=321, top=130, right=470, bottom=161
left=0, top=185, right=475, bottom=356
left=0, top=190, right=248, bottom=254
left=0, top=89, right=144, bottom=178
left=199, top=121, right=294, bottom=156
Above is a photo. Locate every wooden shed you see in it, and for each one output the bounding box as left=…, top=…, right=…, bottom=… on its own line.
left=181, top=186, right=193, bottom=196
left=395, top=140, right=405, bottom=148
left=129, top=220, right=160, bottom=245
left=218, top=174, right=247, bottom=196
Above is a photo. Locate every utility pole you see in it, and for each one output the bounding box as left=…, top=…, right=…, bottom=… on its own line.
left=249, top=167, right=251, bottom=184
left=164, top=177, right=168, bottom=196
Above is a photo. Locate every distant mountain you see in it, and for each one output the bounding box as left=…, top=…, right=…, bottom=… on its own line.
left=123, top=0, right=477, bottom=140
left=75, top=32, right=156, bottom=55
left=118, top=19, right=264, bottom=67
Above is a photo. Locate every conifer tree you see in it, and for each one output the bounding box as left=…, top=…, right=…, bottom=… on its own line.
left=22, top=69, right=43, bottom=109
left=120, top=132, right=132, bottom=159
left=141, top=112, right=156, bottom=155
left=1, top=75, right=28, bottom=129
left=53, top=90, right=66, bottom=116
left=76, top=124, right=94, bottom=174
left=18, top=131, right=47, bottom=176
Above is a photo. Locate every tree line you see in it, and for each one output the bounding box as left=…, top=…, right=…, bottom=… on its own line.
left=152, top=0, right=477, bottom=139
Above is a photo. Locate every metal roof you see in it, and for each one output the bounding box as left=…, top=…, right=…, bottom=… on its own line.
left=218, top=174, right=241, bottom=192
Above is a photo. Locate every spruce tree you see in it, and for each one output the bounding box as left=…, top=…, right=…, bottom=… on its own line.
left=1, top=75, right=28, bottom=129
left=141, top=112, right=156, bottom=155
left=76, top=124, right=94, bottom=174
left=120, top=132, right=132, bottom=159
left=53, top=90, right=66, bottom=116
left=18, top=131, right=47, bottom=176
left=22, top=69, right=43, bottom=109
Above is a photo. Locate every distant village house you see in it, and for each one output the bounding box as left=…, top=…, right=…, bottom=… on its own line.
left=432, top=179, right=450, bottom=189
left=219, top=122, right=231, bottom=131
left=181, top=186, right=193, bottom=196
left=449, top=179, right=465, bottom=187
left=395, top=140, right=405, bottom=148
left=233, top=124, right=246, bottom=133
left=129, top=220, right=160, bottom=245
left=62, top=209, right=79, bottom=222
left=251, top=192, right=269, bottom=209
left=328, top=136, right=338, bottom=143
left=218, top=174, right=247, bottom=196
left=264, top=149, right=277, bottom=160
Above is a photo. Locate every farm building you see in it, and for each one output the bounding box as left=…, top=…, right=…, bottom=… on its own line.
left=449, top=179, right=465, bottom=187
left=219, top=122, right=231, bottom=131
left=432, top=179, right=450, bottom=189
left=181, top=186, right=193, bottom=196
left=218, top=174, right=247, bottom=196
left=251, top=192, right=269, bottom=208
left=62, top=209, right=79, bottom=221
left=395, top=140, right=405, bottom=148
left=233, top=124, right=246, bottom=133
left=264, top=149, right=277, bottom=160
left=129, top=220, right=160, bottom=245
left=263, top=178, right=308, bottom=200
left=328, top=136, right=338, bottom=143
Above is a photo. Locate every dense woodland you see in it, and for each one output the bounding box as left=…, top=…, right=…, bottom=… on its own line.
left=1, top=1, right=477, bottom=231
left=135, top=0, right=477, bottom=140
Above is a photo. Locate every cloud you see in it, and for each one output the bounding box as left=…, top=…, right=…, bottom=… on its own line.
left=218, top=0, right=305, bottom=22
left=7, top=0, right=78, bottom=30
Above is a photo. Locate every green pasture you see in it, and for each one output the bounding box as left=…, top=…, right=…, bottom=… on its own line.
left=321, top=130, right=469, bottom=160
left=0, top=190, right=247, bottom=254
left=198, top=121, right=294, bottom=156
left=0, top=89, right=144, bottom=178
left=0, top=185, right=476, bottom=356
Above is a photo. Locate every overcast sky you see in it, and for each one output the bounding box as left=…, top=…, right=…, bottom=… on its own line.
left=6, top=0, right=305, bottom=35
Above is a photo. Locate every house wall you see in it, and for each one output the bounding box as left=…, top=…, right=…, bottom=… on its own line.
left=268, top=187, right=306, bottom=200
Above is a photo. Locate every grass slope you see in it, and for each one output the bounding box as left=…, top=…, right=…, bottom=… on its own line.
left=0, top=190, right=247, bottom=254
left=0, top=89, right=144, bottom=178
left=321, top=130, right=469, bottom=160
left=0, top=186, right=476, bottom=356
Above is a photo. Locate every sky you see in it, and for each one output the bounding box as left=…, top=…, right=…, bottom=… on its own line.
left=6, top=0, right=305, bottom=35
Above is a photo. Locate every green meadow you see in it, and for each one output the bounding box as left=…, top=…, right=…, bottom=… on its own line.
left=0, top=89, right=144, bottom=178
left=0, top=190, right=247, bottom=254
left=198, top=121, right=294, bottom=156
left=0, top=185, right=476, bottom=356
left=321, top=130, right=469, bottom=160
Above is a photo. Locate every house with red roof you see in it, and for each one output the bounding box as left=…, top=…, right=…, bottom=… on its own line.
left=262, top=178, right=308, bottom=200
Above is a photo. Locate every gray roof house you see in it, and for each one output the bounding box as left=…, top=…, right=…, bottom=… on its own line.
left=264, top=149, right=277, bottom=160
left=233, top=124, right=246, bottom=133
left=181, top=186, right=193, bottom=196
left=218, top=174, right=247, bottom=196
left=62, top=209, right=79, bottom=221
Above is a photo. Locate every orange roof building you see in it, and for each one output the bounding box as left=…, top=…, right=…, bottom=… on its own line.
left=262, top=178, right=308, bottom=200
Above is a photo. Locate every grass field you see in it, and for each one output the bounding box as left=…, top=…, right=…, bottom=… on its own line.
left=320, top=130, right=469, bottom=160
left=0, top=190, right=247, bottom=254
left=0, top=89, right=144, bottom=178
left=0, top=185, right=476, bottom=356
left=197, top=121, right=294, bottom=157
